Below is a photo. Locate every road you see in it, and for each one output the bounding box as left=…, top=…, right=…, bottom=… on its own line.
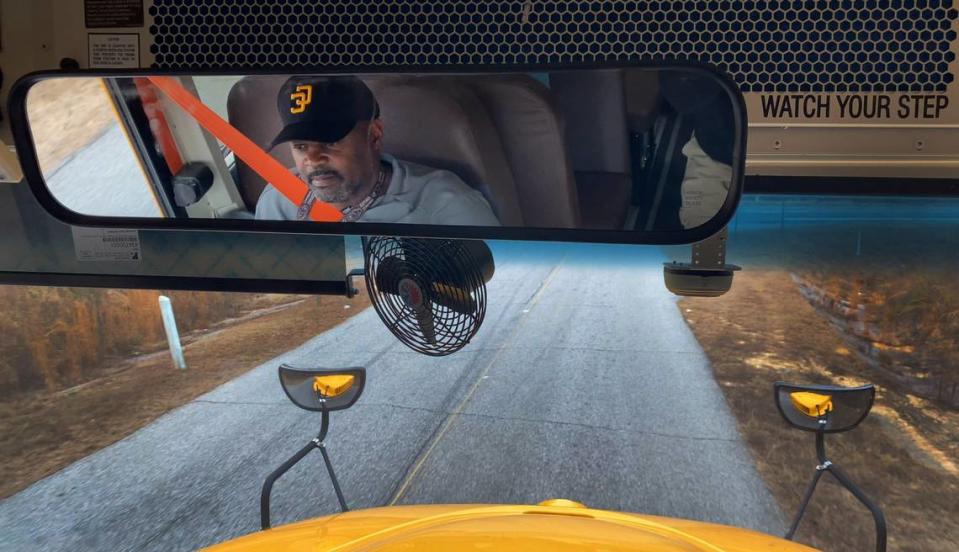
left=0, top=242, right=784, bottom=551
left=46, top=124, right=161, bottom=218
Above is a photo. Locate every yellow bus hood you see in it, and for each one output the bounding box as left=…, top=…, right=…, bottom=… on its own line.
left=204, top=504, right=818, bottom=551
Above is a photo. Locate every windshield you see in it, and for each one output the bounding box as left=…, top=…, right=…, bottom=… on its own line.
left=1, top=194, right=957, bottom=551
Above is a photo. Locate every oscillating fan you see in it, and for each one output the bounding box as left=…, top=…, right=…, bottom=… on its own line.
left=363, top=237, right=494, bottom=356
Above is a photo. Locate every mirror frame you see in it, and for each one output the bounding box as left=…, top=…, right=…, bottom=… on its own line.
left=279, top=365, right=367, bottom=412
left=773, top=381, right=876, bottom=434
left=8, top=59, right=746, bottom=245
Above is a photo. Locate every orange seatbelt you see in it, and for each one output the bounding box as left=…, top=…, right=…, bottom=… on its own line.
left=133, top=78, right=185, bottom=175
left=146, top=76, right=343, bottom=222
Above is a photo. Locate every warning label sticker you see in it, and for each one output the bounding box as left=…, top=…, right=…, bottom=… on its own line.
left=88, top=33, right=140, bottom=68
left=72, top=228, right=142, bottom=262
left=759, top=93, right=951, bottom=120
left=84, top=0, right=143, bottom=28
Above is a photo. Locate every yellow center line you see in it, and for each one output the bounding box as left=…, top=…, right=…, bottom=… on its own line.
left=388, top=256, right=565, bottom=505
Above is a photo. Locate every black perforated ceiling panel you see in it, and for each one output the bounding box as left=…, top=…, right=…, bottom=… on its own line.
left=148, top=0, right=958, bottom=93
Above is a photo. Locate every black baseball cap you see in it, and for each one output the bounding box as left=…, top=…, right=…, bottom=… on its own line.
left=268, top=76, right=379, bottom=149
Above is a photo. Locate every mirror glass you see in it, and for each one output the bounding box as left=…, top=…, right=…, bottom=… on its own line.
left=279, top=365, right=366, bottom=412
left=21, top=67, right=742, bottom=238
left=774, top=382, right=876, bottom=434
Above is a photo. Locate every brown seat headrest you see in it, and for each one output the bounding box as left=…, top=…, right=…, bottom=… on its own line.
left=462, top=75, right=581, bottom=229
left=362, top=76, right=522, bottom=226
left=226, top=75, right=291, bottom=211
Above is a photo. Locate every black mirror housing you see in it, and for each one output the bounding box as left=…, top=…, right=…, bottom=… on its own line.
left=278, top=365, right=366, bottom=412
left=774, top=382, right=876, bottom=434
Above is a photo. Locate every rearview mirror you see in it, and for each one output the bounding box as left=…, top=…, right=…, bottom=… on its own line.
left=11, top=63, right=745, bottom=245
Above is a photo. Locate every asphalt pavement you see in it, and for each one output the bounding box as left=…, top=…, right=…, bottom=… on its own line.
left=45, top=124, right=161, bottom=218
left=0, top=241, right=784, bottom=551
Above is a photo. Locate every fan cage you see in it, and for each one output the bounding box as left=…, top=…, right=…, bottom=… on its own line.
left=364, top=236, right=488, bottom=356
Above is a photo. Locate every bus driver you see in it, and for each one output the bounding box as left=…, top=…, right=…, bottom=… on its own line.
left=255, top=76, right=500, bottom=226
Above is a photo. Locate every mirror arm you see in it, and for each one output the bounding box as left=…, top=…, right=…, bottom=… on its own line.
left=784, top=464, right=826, bottom=541
left=259, top=408, right=346, bottom=530
left=786, top=425, right=887, bottom=552
left=318, top=440, right=349, bottom=515
left=824, top=463, right=887, bottom=552
left=260, top=439, right=317, bottom=530
left=318, top=409, right=331, bottom=442
left=815, top=424, right=828, bottom=465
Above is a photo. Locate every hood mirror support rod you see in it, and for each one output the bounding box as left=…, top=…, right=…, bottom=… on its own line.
left=260, top=409, right=348, bottom=530
left=785, top=420, right=887, bottom=552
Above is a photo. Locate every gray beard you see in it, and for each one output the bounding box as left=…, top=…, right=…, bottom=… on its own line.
left=305, top=169, right=359, bottom=204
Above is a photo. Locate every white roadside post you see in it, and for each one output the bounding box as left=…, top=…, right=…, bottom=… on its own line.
left=159, top=295, right=187, bottom=370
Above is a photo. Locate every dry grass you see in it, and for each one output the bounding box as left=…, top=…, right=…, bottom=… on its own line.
left=726, top=222, right=959, bottom=407
left=27, top=78, right=117, bottom=174
left=681, top=270, right=959, bottom=552
left=0, top=284, right=370, bottom=498
left=792, top=268, right=959, bottom=405
left=0, top=287, right=295, bottom=398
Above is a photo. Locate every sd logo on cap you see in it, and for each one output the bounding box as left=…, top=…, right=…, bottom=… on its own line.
left=290, top=84, right=313, bottom=114
left=270, top=76, right=379, bottom=149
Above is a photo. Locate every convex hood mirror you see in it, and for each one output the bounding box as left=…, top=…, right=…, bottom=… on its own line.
left=774, top=382, right=876, bottom=433
left=279, top=365, right=366, bottom=412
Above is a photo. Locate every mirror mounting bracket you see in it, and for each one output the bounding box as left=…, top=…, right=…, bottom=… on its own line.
left=663, top=227, right=741, bottom=297
left=345, top=267, right=365, bottom=298
left=691, top=227, right=730, bottom=269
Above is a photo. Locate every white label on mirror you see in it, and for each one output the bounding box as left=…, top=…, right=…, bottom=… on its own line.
left=72, top=228, right=141, bottom=262
left=88, top=33, right=139, bottom=68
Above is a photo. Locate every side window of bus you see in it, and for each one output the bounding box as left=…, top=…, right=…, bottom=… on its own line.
left=26, top=79, right=161, bottom=218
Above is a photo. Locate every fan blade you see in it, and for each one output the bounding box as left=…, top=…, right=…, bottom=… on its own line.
left=374, top=255, right=405, bottom=295
left=413, top=300, right=437, bottom=345
left=460, top=240, right=495, bottom=284
left=430, top=282, right=476, bottom=315
left=421, top=240, right=495, bottom=290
